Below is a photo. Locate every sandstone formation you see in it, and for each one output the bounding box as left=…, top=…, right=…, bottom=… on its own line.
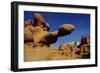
left=78, top=36, right=90, bottom=58
left=24, top=13, right=75, bottom=46
left=58, top=24, right=75, bottom=36
left=24, top=13, right=90, bottom=62
left=33, top=13, right=50, bottom=31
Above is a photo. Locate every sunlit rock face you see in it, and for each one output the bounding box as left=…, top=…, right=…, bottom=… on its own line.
left=24, top=13, right=90, bottom=61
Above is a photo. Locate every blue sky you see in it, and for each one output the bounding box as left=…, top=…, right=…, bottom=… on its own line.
left=24, top=11, right=90, bottom=47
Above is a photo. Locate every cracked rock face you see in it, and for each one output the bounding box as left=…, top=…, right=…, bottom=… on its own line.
left=24, top=13, right=90, bottom=61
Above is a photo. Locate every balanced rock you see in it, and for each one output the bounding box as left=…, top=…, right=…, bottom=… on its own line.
left=24, top=13, right=78, bottom=61
left=58, top=24, right=75, bottom=36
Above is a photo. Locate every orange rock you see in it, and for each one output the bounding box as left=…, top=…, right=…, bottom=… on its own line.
left=24, top=13, right=90, bottom=61
left=58, top=24, right=75, bottom=36
left=33, top=13, right=50, bottom=30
